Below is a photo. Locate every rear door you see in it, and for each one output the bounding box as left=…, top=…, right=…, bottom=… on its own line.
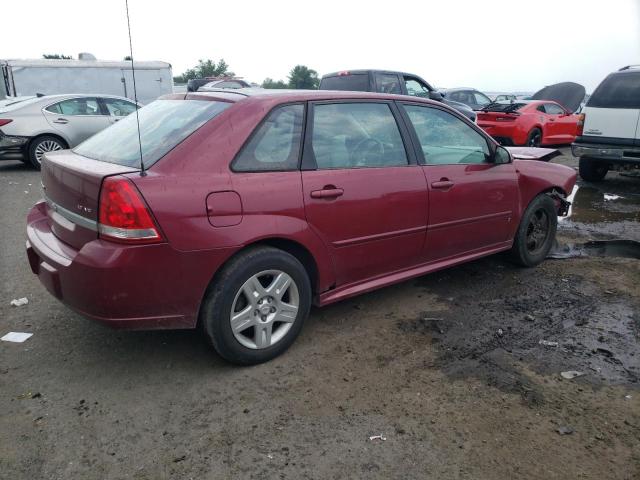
left=43, top=97, right=112, bottom=146
left=301, top=101, right=428, bottom=286
left=399, top=103, right=518, bottom=262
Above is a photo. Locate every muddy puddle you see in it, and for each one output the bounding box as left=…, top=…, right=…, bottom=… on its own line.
left=559, top=184, right=640, bottom=239
left=549, top=239, right=640, bottom=259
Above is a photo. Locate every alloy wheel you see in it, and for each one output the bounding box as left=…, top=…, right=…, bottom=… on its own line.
left=34, top=140, right=63, bottom=163
left=230, top=270, right=300, bottom=349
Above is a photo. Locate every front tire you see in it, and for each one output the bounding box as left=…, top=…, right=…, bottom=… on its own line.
left=579, top=157, right=608, bottom=182
left=27, top=135, right=66, bottom=169
left=510, top=194, right=557, bottom=267
left=200, top=246, right=311, bottom=365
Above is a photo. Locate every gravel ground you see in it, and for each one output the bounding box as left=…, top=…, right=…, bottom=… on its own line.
left=0, top=149, right=638, bottom=479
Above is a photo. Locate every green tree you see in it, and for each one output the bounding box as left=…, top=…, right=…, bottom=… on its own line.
left=287, top=65, right=319, bottom=89
left=43, top=54, right=72, bottom=60
left=173, top=58, right=233, bottom=83
left=262, top=77, right=288, bottom=89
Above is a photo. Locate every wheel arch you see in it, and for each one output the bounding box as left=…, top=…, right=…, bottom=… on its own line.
left=28, top=132, right=70, bottom=150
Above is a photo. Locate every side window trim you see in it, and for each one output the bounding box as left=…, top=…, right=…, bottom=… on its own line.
left=230, top=101, right=307, bottom=173
left=300, top=99, right=418, bottom=171
left=396, top=101, right=495, bottom=165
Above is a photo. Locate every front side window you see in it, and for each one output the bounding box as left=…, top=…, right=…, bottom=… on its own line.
left=374, top=73, right=401, bottom=94
left=103, top=98, right=137, bottom=117
left=473, top=91, right=492, bottom=106
left=405, top=78, right=430, bottom=98
left=233, top=104, right=304, bottom=172
left=311, top=103, right=408, bottom=169
left=46, top=97, right=101, bottom=115
left=544, top=103, right=565, bottom=115
left=402, top=104, right=490, bottom=165
left=74, top=99, right=231, bottom=168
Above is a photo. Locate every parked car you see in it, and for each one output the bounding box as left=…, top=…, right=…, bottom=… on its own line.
left=493, top=94, right=517, bottom=103
left=442, top=88, right=493, bottom=110
left=477, top=82, right=585, bottom=147
left=572, top=65, right=640, bottom=181
left=319, top=70, right=476, bottom=121
left=0, top=94, right=139, bottom=168
left=26, top=90, right=576, bottom=365
left=477, top=100, right=581, bottom=146
left=187, top=77, right=252, bottom=92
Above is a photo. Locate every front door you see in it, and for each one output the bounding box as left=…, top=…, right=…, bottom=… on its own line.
left=400, top=103, right=519, bottom=262
left=301, top=101, right=428, bottom=286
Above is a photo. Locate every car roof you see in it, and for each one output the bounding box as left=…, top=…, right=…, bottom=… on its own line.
left=321, top=69, right=421, bottom=78
left=162, top=88, right=441, bottom=105
left=443, top=87, right=485, bottom=93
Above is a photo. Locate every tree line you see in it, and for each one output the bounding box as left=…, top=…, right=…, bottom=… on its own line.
left=173, top=59, right=320, bottom=89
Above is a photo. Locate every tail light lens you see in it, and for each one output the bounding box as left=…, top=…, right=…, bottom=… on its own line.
left=98, top=176, right=163, bottom=244
left=496, top=115, right=517, bottom=122
left=0, top=119, right=13, bottom=127
left=576, top=113, right=585, bottom=136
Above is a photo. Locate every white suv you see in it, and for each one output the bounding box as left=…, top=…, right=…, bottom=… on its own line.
left=572, top=65, right=640, bottom=181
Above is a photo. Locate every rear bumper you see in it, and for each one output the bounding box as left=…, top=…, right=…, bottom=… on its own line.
left=571, top=142, right=640, bottom=164
left=477, top=123, right=522, bottom=145
left=26, top=200, right=234, bottom=330
left=0, top=133, right=28, bottom=155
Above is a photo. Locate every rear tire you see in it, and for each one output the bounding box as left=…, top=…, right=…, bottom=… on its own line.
left=526, top=128, right=542, bottom=147
left=510, top=194, right=557, bottom=267
left=27, top=135, right=66, bottom=170
left=200, top=246, right=311, bottom=365
left=579, top=157, right=608, bottom=182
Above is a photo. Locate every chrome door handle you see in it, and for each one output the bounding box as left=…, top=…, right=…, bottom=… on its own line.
left=310, top=187, right=344, bottom=199
left=53, top=118, right=69, bottom=124
left=431, top=180, right=454, bottom=190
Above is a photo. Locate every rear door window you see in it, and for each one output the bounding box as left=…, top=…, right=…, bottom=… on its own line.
left=46, top=97, right=102, bottom=115
left=374, top=73, right=402, bottom=94
left=402, top=104, right=490, bottom=165
left=588, top=72, right=640, bottom=108
left=311, top=102, right=408, bottom=169
left=404, top=78, right=430, bottom=98
left=233, top=104, right=304, bottom=172
left=319, top=74, right=369, bottom=91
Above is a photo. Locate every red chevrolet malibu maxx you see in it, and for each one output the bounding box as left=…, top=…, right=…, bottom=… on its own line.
left=26, top=90, right=576, bottom=364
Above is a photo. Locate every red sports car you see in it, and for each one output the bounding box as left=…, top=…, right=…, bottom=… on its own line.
left=26, top=89, right=576, bottom=364
left=477, top=82, right=585, bottom=147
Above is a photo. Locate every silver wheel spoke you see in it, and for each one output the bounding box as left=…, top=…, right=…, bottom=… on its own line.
left=230, top=306, right=254, bottom=333
left=243, top=275, right=266, bottom=306
left=266, top=272, right=292, bottom=299
left=254, top=323, right=273, bottom=348
left=275, top=302, right=298, bottom=323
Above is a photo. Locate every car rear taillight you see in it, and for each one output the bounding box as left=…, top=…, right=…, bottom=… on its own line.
left=98, top=176, right=163, bottom=244
left=338, top=71, right=351, bottom=76
left=576, top=113, right=585, bottom=136
left=0, top=119, right=13, bottom=127
left=496, top=115, right=517, bottom=121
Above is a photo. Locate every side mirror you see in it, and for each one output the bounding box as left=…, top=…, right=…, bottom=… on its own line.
left=493, top=146, right=512, bottom=165
left=429, top=90, right=444, bottom=101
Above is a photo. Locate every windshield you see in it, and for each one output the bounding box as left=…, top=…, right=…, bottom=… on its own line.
left=74, top=99, right=231, bottom=168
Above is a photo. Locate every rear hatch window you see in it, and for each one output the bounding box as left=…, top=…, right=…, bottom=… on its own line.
left=319, top=74, right=369, bottom=91
left=73, top=99, right=231, bottom=168
left=588, top=72, right=640, bottom=109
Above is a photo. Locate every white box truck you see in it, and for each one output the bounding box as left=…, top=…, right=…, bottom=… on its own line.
left=1, top=54, right=173, bottom=105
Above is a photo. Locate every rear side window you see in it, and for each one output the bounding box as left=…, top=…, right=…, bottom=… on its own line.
left=588, top=73, right=640, bottom=108
left=311, top=103, right=408, bottom=169
left=402, top=104, right=489, bottom=165
left=374, top=73, right=401, bottom=94
left=46, top=98, right=101, bottom=115
left=319, top=74, right=369, bottom=91
left=233, top=104, right=304, bottom=172
left=74, top=99, right=231, bottom=168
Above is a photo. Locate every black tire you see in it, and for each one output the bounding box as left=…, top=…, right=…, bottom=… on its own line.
left=27, top=135, right=67, bottom=170
left=510, top=194, right=558, bottom=267
left=526, top=128, right=542, bottom=147
left=200, top=246, right=311, bottom=365
left=579, top=157, right=609, bottom=182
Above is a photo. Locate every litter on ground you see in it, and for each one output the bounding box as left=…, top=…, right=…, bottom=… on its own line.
left=10, top=298, right=28, bottom=307
left=1, top=332, right=33, bottom=343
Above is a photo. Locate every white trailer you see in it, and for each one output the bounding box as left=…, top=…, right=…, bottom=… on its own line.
left=0, top=56, right=173, bottom=105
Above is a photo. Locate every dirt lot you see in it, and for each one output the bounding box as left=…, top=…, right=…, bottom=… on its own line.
left=1, top=149, right=638, bottom=479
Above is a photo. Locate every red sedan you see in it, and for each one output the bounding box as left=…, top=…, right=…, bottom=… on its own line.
left=26, top=90, right=576, bottom=364
left=477, top=100, right=580, bottom=147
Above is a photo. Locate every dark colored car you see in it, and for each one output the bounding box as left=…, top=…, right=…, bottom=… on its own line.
left=442, top=88, right=493, bottom=111
left=319, top=70, right=477, bottom=121
left=26, top=90, right=576, bottom=365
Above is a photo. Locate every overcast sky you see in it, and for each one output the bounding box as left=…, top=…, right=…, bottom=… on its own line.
left=5, top=0, right=639, bottom=93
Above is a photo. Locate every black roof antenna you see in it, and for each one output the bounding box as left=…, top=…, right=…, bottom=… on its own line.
left=125, top=0, right=145, bottom=176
